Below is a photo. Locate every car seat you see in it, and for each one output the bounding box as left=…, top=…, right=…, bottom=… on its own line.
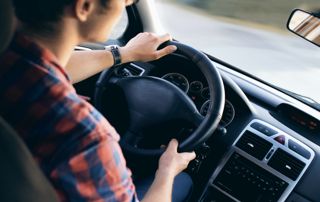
left=0, top=0, right=59, bottom=201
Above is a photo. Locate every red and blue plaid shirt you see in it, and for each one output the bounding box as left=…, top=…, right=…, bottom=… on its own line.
left=0, top=33, right=138, bottom=202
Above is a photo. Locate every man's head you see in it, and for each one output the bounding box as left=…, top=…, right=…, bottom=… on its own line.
left=12, top=0, right=135, bottom=42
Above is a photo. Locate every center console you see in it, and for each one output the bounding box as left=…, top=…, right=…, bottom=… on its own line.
left=200, top=120, right=315, bottom=202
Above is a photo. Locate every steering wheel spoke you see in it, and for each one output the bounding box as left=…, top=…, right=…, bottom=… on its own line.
left=120, top=130, right=143, bottom=148
left=191, top=111, right=205, bottom=127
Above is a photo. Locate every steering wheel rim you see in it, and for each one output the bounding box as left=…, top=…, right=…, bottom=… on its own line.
left=95, top=41, right=225, bottom=156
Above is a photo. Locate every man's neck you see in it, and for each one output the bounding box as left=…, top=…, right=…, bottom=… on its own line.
left=19, top=22, right=79, bottom=68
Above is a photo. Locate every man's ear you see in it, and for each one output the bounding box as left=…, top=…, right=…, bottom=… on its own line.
left=125, top=0, right=135, bottom=6
left=74, top=0, right=95, bottom=22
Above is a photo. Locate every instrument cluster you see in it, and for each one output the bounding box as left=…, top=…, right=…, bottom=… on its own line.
left=162, top=72, right=235, bottom=127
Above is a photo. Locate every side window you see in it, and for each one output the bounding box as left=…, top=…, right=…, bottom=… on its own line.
left=109, top=10, right=128, bottom=39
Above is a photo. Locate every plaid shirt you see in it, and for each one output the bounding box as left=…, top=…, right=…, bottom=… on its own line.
left=0, top=33, right=138, bottom=202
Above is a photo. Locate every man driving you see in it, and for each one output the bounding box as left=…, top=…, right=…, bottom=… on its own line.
left=0, top=0, right=195, bottom=201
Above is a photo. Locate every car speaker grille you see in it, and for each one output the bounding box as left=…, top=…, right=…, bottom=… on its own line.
left=268, top=148, right=306, bottom=181
left=236, top=131, right=273, bottom=160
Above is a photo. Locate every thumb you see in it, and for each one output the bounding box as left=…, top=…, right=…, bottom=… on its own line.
left=167, top=139, right=178, bottom=152
left=181, top=151, right=196, bottom=161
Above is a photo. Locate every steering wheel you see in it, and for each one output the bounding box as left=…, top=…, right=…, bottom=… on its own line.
left=95, top=41, right=225, bottom=156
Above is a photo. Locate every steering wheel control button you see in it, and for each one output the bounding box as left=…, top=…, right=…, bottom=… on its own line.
left=251, top=122, right=277, bottom=136
left=288, top=139, right=311, bottom=159
left=274, top=135, right=286, bottom=145
left=236, top=131, right=273, bottom=160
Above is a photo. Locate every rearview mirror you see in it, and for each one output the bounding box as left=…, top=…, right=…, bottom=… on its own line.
left=287, top=9, right=320, bottom=47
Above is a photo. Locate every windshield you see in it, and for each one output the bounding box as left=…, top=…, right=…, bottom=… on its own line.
left=156, top=0, right=320, bottom=105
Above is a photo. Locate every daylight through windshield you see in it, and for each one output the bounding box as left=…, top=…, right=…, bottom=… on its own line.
left=156, top=0, right=320, bottom=103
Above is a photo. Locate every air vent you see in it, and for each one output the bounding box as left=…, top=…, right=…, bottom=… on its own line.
left=125, top=64, right=145, bottom=76
left=268, top=149, right=306, bottom=181
left=116, top=64, right=145, bottom=77
left=236, top=131, right=273, bottom=160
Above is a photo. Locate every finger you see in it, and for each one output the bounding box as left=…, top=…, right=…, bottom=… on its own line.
left=155, top=45, right=177, bottom=59
left=158, top=33, right=172, bottom=43
left=181, top=151, right=196, bottom=161
left=167, top=139, right=178, bottom=152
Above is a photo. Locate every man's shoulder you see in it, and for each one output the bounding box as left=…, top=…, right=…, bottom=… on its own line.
left=0, top=44, right=119, bottom=138
left=0, top=33, right=70, bottom=85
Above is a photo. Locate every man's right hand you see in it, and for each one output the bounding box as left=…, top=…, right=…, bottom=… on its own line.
left=141, top=139, right=195, bottom=202
left=157, top=139, right=196, bottom=178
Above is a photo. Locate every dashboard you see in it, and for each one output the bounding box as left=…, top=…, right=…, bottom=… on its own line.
left=76, top=50, right=320, bottom=202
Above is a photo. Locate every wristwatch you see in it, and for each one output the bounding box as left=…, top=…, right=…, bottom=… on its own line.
left=106, top=45, right=122, bottom=66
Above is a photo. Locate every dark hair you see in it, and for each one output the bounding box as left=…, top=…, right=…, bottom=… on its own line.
left=13, top=0, right=109, bottom=31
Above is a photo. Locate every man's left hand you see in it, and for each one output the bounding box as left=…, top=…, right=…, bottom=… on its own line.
left=119, top=32, right=177, bottom=63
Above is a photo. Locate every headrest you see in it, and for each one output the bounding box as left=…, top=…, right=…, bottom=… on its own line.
left=0, top=0, right=15, bottom=53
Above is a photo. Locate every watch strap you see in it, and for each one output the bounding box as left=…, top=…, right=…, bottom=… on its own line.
left=109, top=45, right=122, bottom=66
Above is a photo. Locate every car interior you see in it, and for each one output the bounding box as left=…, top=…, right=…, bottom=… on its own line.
left=1, top=0, right=320, bottom=202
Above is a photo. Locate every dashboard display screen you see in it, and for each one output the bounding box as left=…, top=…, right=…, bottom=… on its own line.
left=277, top=104, right=320, bottom=133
